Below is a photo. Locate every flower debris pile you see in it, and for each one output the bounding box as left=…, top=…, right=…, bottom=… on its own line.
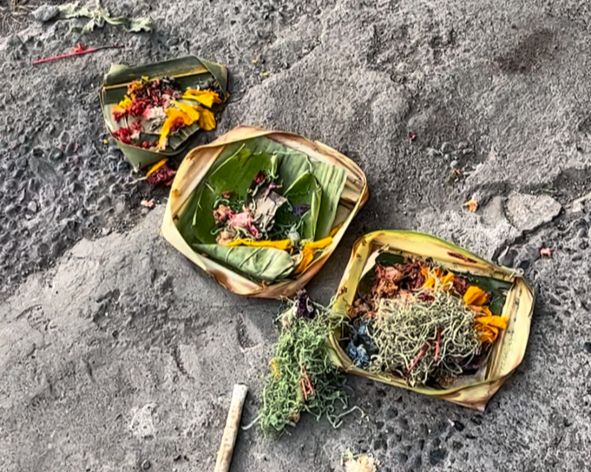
left=110, top=77, right=221, bottom=151
left=207, top=167, right=333, bottom=274
left=178, top=137, right=347, bottom=282
left=344, top=255, right=511, bottom=388
left=259, top=291, right=348, bottom=436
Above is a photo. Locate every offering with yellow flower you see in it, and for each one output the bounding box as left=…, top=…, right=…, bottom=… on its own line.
left=100, top=56, right=228, bottom=170
left=161, top=127, right=368, bottom=298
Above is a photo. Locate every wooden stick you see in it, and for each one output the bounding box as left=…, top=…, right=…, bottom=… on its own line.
left=214, top=384, right=248, bottom=472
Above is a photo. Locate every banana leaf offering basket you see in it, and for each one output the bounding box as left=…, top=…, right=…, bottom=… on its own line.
left=100, top=56, right=229, bottom=170
left=161, top=126, right=368, bottom=298
left=328, top=231, right=534, bottom=410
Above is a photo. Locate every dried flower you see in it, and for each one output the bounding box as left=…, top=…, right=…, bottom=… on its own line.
left=295, top=289, right=316, bottom=319
left=464, top=198, right=479, bottom=213
left=198, top=107, right=217, bottom=131
left=146, top=161, right=176, bottom=186
left=463, top=285, right=489, bottom=306
left=295, top=236, right=333, bottom=273
left=182, top=89, right=221, bottom=108
left=140, top=199, right=155, bottom=209
left=157, top=107, right=196, bottom=150
left=539, top=247, right=553, bottom=258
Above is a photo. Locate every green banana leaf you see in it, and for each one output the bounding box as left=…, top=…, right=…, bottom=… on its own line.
left=206, top=145, right=281, bottom=199
left=177, top=135, right=347, bottom=282
left=312, top=162, right=347, bottom=239
left=283, top=173, right=322, bottom=240
left=194, top=244, right=295, bottom=281
left=187, top=137, right=310, bottom=245
left=277, top=150, right=313, bottom=188
left=464, top=274, right=512, bottom=315
left=189, top=143, right=282, bottom=244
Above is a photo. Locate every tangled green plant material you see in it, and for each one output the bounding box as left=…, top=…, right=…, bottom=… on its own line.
left=259, top=296, right=348, bottom=436
left=369, top=289, right=482, bottom=387
left=58, top=1, right=152, bottom=34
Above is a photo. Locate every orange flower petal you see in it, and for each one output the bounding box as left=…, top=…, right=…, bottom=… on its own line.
left=463, top=285, right=489, bottom=306
left=198, top=107, right=217, bottom=131
left=295, top=237, right=332, bottom=273
left=182, top=89, right=221, bottom=108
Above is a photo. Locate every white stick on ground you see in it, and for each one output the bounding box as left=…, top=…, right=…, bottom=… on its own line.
left=214, top=384, right=249, bottom=472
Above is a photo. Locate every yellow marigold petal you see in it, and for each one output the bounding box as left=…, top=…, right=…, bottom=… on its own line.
left=198, top=107, right=217, bottom=131
left=307, top=236, right=333, bottom=250
left=475, top=315, right=508, bottom=330
left=225, top=239, right=292, bottom=251
left=474, top=315, right=508, bottom=343
left=146, top=159, right=168, bottom=177
left=117, top=96, right=133, bottom=110
left=463, top=285, right=489, bottom=306
left=441, top=272, right=455, bottom=286
left=157, top=108, right=193, bottom=150
left=182, top=88, right=221, bottom=108
left=470, top=305, right=493, bottom=317
left=294, top=237, right=333, bottom=274
left=423, top=277, right=435, bottom=289
left=295, top=246, right=315, bottom=274
left=171, top=100, right=201, bottom=122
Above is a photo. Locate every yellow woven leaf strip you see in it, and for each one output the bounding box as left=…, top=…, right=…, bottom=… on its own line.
left=182, top=89, right=221, bottom=108
left=146, top=158, right=168, bottom=177
left=463, top=285, right=489, bottom=306
left=171, top=100, right=201, bottom=121
left=197, top=107, right=217, bottom=131
left=225, top=238, right=293, bottom=251
left=157, top=107, right=196, bottom=150
left=295, top=236, right=333, bottom=274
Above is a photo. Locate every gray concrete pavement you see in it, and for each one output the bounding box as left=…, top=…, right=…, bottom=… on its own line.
left=1, top=1, right=590, bottom=470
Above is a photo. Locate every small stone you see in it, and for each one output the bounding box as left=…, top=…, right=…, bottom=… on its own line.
left=49, top=148, right=64, bottom=161
left=32, top=5, right=60, bottom=22
left=27, top=201, right=38, bottom=213
left=449, top=159, right=458, bottom=169
left=453, top=420, right=465, bottom=431
left=505, top=193, right=562, bottom=232
left=141, top=459, right=151, bottom=470
left=498, top=247, right=516, bottom=267
left=584, top=342, right=591, bottom=354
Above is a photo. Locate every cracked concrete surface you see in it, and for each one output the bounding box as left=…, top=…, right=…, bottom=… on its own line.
left=1, top=0, right=590, bottom=471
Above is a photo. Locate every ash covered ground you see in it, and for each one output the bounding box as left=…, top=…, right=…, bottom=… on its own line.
left=1, top=0, right=590, bottom=471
